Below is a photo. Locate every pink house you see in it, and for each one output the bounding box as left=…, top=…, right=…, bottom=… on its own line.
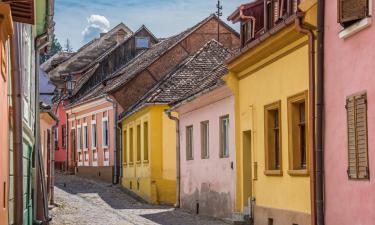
left=172, top=85, right=236, bottom=218
left=324, top=1, right=375, bottom=225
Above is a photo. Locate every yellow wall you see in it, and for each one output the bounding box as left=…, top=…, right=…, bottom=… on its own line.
left=121, top=105, right=176, bottom=204
left=226, top=34, right=313, bottom=215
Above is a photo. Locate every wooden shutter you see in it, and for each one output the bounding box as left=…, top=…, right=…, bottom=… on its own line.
left=2, top=0, right=35, bottom=24
left=346, top=92, right=369, bottom=179
left=338, top=0, right=368, bottom=24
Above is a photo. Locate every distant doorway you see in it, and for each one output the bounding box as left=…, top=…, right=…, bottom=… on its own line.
left=242, top=130, right=252, bottom=207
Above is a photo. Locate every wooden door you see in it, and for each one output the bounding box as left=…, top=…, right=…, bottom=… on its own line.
left=242, top=131, right=252, bottom=209
left=70, top=130, right=76, bottom=168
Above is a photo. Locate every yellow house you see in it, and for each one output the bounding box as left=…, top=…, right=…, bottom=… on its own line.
left=120, top=40, right=234, bottom=205
left=121, top=105, right=176, bottom=204
left=226, top=0, right=317, bottom=224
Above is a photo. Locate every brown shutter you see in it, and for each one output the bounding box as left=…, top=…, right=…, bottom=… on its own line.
left=2, top=0, right=35, bottom=25
left=346, top=92, right=369, bottom=179
left=338, top=0, right=368, bottom=24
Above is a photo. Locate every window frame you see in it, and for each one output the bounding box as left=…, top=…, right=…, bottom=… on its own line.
left=219, top=115, right=230, bottom=158
left=102, top=117, right=109, bottom=148
left=123, top=129, right=127, bottom=165
left=62, top=124, right=67, bottom=148
left=287, top=91, right=309, bottom=176
left=83, top=123, right=88, bottom=150
left=129, top=127, right=134, bottom=165
left=77, top=125, right=82, bottom=151
left=200, top=121, right=209, bottom=159
left=136, top=123, right=141, bottom=163
left=135, top=36, right=150, bottom=49
left=186, top=125, right=194, bottom=160
left=264, top=101, right=283, bottom=176
left=143, top=122, right=149, bottom=162
left=91, top=121, right=97, bottom=149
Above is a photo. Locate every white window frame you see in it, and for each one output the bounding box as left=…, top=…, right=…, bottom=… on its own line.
left=102, top=117, right=109, bottom=148
left=91, top=121, right=97, bottom=149
left=77, top=125, right=82, bottom=152
left=83, top=123, right=88, bottom=150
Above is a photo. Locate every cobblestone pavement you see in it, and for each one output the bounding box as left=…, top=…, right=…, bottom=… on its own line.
left=50, top=173, right=230, bottom=225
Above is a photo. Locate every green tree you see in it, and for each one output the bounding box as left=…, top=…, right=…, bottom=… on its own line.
left=40, top=37, right=63, bottom=64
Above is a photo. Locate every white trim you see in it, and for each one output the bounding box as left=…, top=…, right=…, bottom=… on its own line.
left=68, top=107, right=113, bottom=122
left=339, top=17, right=372, bottom=39
left=77, top=125, right=82, bottom=152
left=68, top=98, right=109, bottom=113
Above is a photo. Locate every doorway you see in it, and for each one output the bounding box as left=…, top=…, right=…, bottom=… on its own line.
left=242, top=130, right=252, bottom=207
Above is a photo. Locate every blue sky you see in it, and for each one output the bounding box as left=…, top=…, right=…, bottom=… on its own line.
left=54, top=0, right=249, bottom=50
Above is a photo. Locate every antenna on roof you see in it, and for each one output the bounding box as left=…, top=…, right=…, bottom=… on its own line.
left=216, top=0, right=223, bottom=42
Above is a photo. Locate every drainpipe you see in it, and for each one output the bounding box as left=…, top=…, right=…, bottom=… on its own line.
left=239, top=5, right=256, bottom=38
left=117, top=122, right=123, bottom=181
left=105, top=96, right=119, bottom=184
left=10, top=22, right=24, bottom=225
left=316, top=0, right=325, bottom=224
left=294, top=11, right=316, bottom=225
left=167, top=111, right=180, bottom=208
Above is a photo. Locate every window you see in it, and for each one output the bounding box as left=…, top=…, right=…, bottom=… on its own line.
left=91, top=123, right=97, bottom=148
left=186, top=126, right=193, bottom=160
left=129, top=128, right=134, bottom=164
left=136, top=124, right=141, bottom=162
left=346, top=92, right=369, bottom=180
left=77, top=126, right=82, bottom=150
left=220, top=116, right=230, bottom=158
left=102, top=119, right=109, bottom=148
left=143, top=122, right=149, bottom=161
left=135, top=37, right=150, bottom=49
left=78, top=152, right=82, bottom=162
left=123, top=130, right=127, bottom=164
left=201, top=121, right=209, bottom=159
left=338, top=0, right=369, bottom=27
left=264, top=101, right=282, bottom=174
left=85, top=152, right=89, bottom=161
left=62, top=125, right=66, bottom=148
left=93, top=150, right=98, bottom=161
left=288, top=92, right=308, bottom=174
left=83, top=124, right=88, bottom=149
left=241, top=20, right=253, bottom=46
left=54, top=127, right=58, bottom=150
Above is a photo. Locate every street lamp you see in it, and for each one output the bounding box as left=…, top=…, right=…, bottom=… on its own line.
left=65, top=74, right=75, bottom=96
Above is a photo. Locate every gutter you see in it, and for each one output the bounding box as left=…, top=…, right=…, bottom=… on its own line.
left=316, top=0, right=325, bottom=224
left=294, top=11, right=316, bottom=225
left=166, top=111, right=181, bottom=208
left=10, top=22, right=24, bottom=225
left=105, top=96, right=119, bottom=184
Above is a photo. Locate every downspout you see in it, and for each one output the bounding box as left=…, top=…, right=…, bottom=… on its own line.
left=316, top=0, right=325, bottom=224
left=10, top=22, right=24, bottom=225
left=105, top=96, right=119, bottom=184
left=294, top=11, right=316, bottom=225
left=239, top=5, right=256, bottom=38
left=117, top=122, right=123, bottom=182
left=167, top=111, right=180, bottom=208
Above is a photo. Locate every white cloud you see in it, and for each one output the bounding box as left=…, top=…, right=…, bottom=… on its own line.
left=82, top=14, right=110, bottom=43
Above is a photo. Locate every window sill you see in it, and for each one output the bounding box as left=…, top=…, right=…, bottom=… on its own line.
left=264, top=170, right=283, bottom=176
left=288, top=169, right=309, bottom=176
left=143, top=160, right=149, bottom=164
left=339, top=17, right=372, bottom=39
left=220, top=155, right=229, bottom=159
left=136, top=161, right=142, bottom=165
left=128, top=162, right=134, bottom=166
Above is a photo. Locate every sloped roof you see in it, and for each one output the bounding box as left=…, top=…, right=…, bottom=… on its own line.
left=67, top=14, right=238, bottom=109
left=120, top=39, right=232, bottom=118
left=40, top=51, right=75, bottom=73
left=47, top=23, right=133, bottom=80
left=70, top=25, right=158, bottom=97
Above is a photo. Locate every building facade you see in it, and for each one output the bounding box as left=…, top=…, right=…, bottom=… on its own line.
left=227, top=0, right=317, bottom=224
left=324, top=0, right=375, bottom=224
left=172, top=84, right=236, bottom=219
left=0, top=4, right=13, bottom=225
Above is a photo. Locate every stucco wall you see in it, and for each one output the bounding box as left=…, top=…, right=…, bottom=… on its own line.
left=324, top=1, right=375, bottom=225
left=54, top=103, right=67, bottom=165
left=177, top=87, right=236, bottom=218
left=235, top=42, right=311, bottom=216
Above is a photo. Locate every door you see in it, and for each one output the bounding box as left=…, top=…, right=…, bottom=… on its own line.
left=242, top=131, right=252, bottom=208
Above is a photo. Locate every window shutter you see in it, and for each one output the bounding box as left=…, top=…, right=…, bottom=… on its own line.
left=2, top=0, right=35, bottom=25
left=338, top=0, right=368, bottom=24
left=346, top=93, right=369, bottom=179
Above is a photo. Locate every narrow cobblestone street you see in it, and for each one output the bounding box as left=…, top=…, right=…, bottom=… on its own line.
left=50, top=173, right=230, bottom=225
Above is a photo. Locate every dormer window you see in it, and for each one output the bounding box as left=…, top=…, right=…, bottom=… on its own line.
left=135, top=37, right=150, bottom=49
left=241, top=20, right=254, bottom=46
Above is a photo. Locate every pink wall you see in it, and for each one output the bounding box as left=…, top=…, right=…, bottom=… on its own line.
left=54, top=102, right=67, bottom=166
left=67, top=99, right=116, bottom=168
left=324, top=2, right=375, bottom=225
left=176, top=86, right=236, bottom=218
